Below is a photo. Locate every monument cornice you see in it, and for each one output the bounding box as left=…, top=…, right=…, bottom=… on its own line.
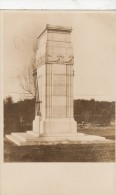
left=46, top=24, right=72, bottom=32
left=37, top=24, right=72, bottom=39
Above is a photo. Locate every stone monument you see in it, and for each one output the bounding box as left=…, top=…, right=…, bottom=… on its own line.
left=32, top=24, right=77, bottom=136
left=6, top=25, right=108, bottom=145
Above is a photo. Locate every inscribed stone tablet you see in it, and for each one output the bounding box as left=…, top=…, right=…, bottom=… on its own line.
left=52, top=107, right=66, bottom=117
left=52, top=96, right=66, bottom=106
left=53, top=86, right=66, bottom=96
left=52, top=75, right=66, bottom=86
left=52, top=64, right=66, bottom=74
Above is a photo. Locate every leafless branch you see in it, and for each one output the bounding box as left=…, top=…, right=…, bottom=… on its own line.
left=18, top=40, right=38, bottom=98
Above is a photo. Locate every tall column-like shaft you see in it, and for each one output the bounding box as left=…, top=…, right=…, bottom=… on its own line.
left=33, top=25, right=77, bottom=135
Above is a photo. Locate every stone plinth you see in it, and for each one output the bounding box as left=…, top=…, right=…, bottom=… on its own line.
left=6, top=132, right=113, bottom=146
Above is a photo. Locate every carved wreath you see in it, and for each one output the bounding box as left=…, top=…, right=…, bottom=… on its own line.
left=36, top=55, right=74, bottom=66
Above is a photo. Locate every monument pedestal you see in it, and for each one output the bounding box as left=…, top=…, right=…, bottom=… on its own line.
left=33, top=117, right=77, bottom=135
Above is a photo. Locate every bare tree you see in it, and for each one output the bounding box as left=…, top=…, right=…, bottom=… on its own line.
left=18, top=40, right=38, bottom=98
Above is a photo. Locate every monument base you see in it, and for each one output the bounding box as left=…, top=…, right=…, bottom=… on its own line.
left=5, top=131, right=113, bottom=146
left=32, top=117, right=77, bottom=135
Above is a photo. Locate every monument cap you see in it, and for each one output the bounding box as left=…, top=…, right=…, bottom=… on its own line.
left=46, top=24, right=72, bottom=32
left=37, top=24, right=72, bottom=39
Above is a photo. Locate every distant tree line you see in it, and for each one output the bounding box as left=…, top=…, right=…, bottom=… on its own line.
left=4, top=97, right=115, bottom=134
left=4, top=96, right=35, bottom=134
left=74, top=99, right=115, bottom=125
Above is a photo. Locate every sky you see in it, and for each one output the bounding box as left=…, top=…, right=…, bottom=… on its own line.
left=2, top=11, right=116, bottom=102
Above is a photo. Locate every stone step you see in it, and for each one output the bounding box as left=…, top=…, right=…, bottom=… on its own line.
left=42, top=132, right=83, bottom=137
left=11, top=133, right=39, bottom=142
left=6, top=134, right=41, bottom=146
left=27, top=131, right=40, bottom=137
left=39, top=135, right=106, bottom=142
left=5, top=135, right=25, bottom=146
left=27, top=131, right=85, bottom=138
left=6, top=132, right=113, bottom=146
left=84, top=134, right=106, bottom=140
left=27, top=131, right=106, bottom=141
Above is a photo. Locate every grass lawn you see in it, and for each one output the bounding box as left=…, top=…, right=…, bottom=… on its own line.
left=4, top=127, right=115, bottom=162
left=78, top=127, right=115, bottom=140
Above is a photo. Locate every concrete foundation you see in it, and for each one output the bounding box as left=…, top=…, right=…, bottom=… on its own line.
left=5, top=131, right=113, bottom=146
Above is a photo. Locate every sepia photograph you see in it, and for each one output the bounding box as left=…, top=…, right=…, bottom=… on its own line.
left=3, top=10, right=115, bottom=162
